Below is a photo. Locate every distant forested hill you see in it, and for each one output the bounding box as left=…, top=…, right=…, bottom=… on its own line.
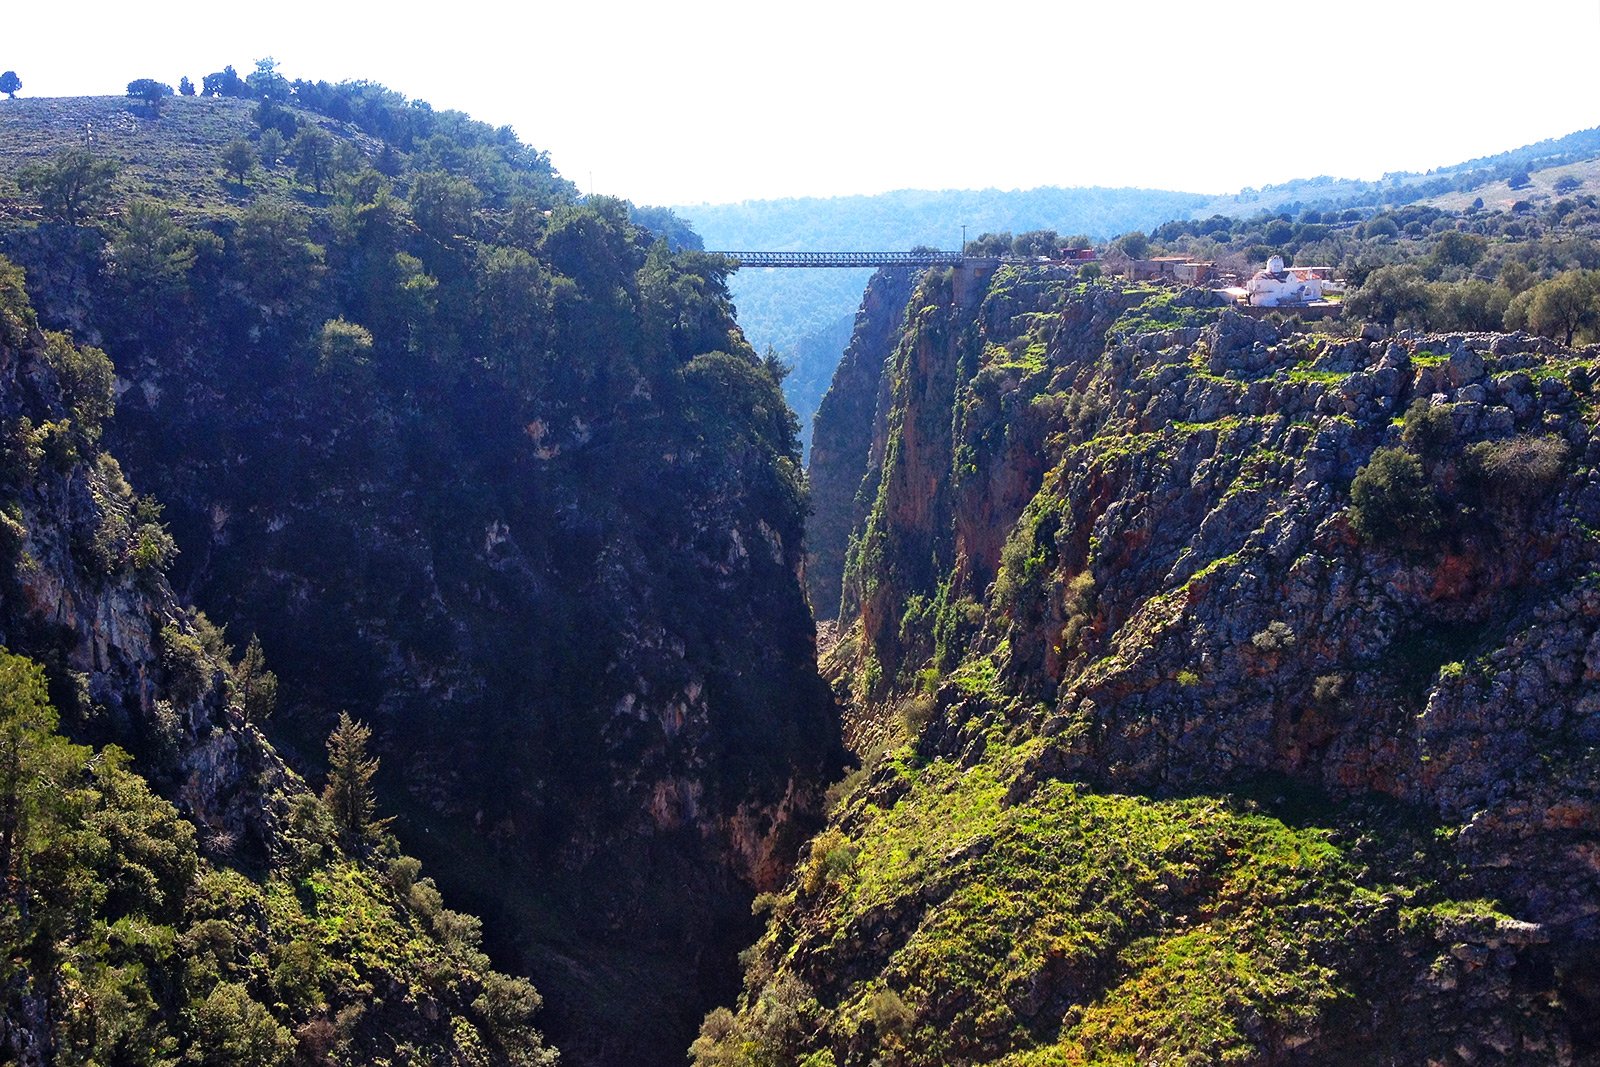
left=1190, top=125, right=1600, bottom=219
left=676, top=185, right=1209, bottom=449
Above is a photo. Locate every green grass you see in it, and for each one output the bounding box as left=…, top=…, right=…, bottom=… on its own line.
left=703, top=717, right=1492, bottom=1067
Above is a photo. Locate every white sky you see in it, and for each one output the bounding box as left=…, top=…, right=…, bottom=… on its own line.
left=5, top=0, right=1598, bottom=206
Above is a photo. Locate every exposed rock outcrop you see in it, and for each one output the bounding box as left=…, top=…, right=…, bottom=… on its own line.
left=807, top=267, right=915, bottom=619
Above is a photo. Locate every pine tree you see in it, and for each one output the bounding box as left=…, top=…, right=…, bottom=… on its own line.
left=321, top=712, right=387, bottom=843
left=235, top=634, right=277, bottom=723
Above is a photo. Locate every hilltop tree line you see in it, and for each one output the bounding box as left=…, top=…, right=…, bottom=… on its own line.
left=1090, top=194, right=1600, bottom=346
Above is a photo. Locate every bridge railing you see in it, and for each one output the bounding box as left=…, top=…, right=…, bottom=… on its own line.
left=706, top=250, right=967, bottom=269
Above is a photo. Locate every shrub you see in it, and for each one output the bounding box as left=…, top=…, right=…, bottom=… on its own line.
left=866, top=988, right=914, bottom=1035
left=1251, top=620, right=1296, bottom=651
left=1400, top=398, right=1454, bottom=458
left=899, top=692, right=936, bottom=739
left=1349, top=447, right=1440, bottom=544
left=159, top=623, right=212, bottom=705
left=1312, top=673, right=1348, bottom=704
left=1467, top=434, right=1569, bottom=502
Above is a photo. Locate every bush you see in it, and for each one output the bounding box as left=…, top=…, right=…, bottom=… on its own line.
left=1467, top=434, right=1569, bottom=502
left=1399, top=398, right=1454, bottom=458
left=1251, top=620, right=1296, bottom=651
left=1349, top=447, right=1440, bottom=544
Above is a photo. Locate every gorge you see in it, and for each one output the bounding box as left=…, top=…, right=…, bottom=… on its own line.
left=0, top=74, right=1598, bottom=1067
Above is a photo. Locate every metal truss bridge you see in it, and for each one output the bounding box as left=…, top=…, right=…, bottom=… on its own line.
left=705, top=250, right=968, bottom=269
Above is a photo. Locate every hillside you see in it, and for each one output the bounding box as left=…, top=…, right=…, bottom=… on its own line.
left=0, top=82, right=839, bottom=1066
left=677, top=186, right=1209, bottom=451
left=1187, top=125, right=1600, bottom=220
left=698, top=230, right=1600, bottom=1062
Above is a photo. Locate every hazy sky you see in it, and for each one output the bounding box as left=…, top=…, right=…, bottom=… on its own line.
left=5, top=1, right=1597, bottom=205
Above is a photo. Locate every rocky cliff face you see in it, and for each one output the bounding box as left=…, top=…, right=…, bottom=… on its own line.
left=0, top=255, right=284, bottom=854
left=708, top=267, right=1600, bottom=1064
left=806, top=267, right=915, bottom=620
left=0, top=97, right=841, bottom=1064
left=0, top=257, right=556, bottom=1066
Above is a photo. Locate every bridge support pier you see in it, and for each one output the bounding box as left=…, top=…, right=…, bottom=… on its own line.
left=952, top=259, right=998, bottom=308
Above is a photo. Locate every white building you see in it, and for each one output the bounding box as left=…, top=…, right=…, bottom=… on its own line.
left=1246, top=256, right=1330, bottom=307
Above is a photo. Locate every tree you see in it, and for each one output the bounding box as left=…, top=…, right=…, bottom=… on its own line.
left=221, top=138, right=256, bottom=186
left=1114, top=231, right=1150, bottom=259
left=321, top=712, right=387, bottom=843
left=1349, top=447, right=1440, bottom=544
left=1554, top=175, right=1581, bottom=194
left=292, top=126, right=333, bottom=192
left=1507, top=169, right=1532, bottom=190
left=0, top=649, right=61, bottom=886
left=1431, top=230, right=1486, bottom=270
left=408, top=169, right=481, bottom=240
left=257, top=127, right=286, bottom=168
left=234, top=635, right=278, bottom=724
left=1506, top=269, right=1600, bottom=346
left=16, top=149, right=119, bottom=225
left=126, top=78, right=174, bottom=116
left=1345, top=264, right=1431, bottom=328
left=1011, top=229, right=1061, bottom=258
left=1263, top=218, right=1294, bottom=245
left=106, top=200, right=197, bottom=304
left=1429, top=279, right=1509, bottom=332
left=201, top=65, right=246, bottom=98
left=178, top=75, right=195, bottom=97
left=0, top=71, right=19, bottom=99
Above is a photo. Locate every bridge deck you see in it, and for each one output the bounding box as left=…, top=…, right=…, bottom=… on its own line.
left=705, top=250, right=969, bottom=269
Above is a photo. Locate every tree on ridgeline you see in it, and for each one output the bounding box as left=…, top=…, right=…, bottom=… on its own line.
left=126, top=78, right=174, bottom=116
left=0, top=71, right=19, bottom=99
left=201, top=64, right=247, bottom=97
left=178, top=75, right=195, bottom=96
left=246, top=57, right=291, bottom=102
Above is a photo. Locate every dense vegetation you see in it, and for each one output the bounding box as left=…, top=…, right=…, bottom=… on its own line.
left=0, top=76, right=836, bottom=1065
left=1086, top=191, right=1600, bottom=345
left=0, top=647, right=554, bottom=1066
